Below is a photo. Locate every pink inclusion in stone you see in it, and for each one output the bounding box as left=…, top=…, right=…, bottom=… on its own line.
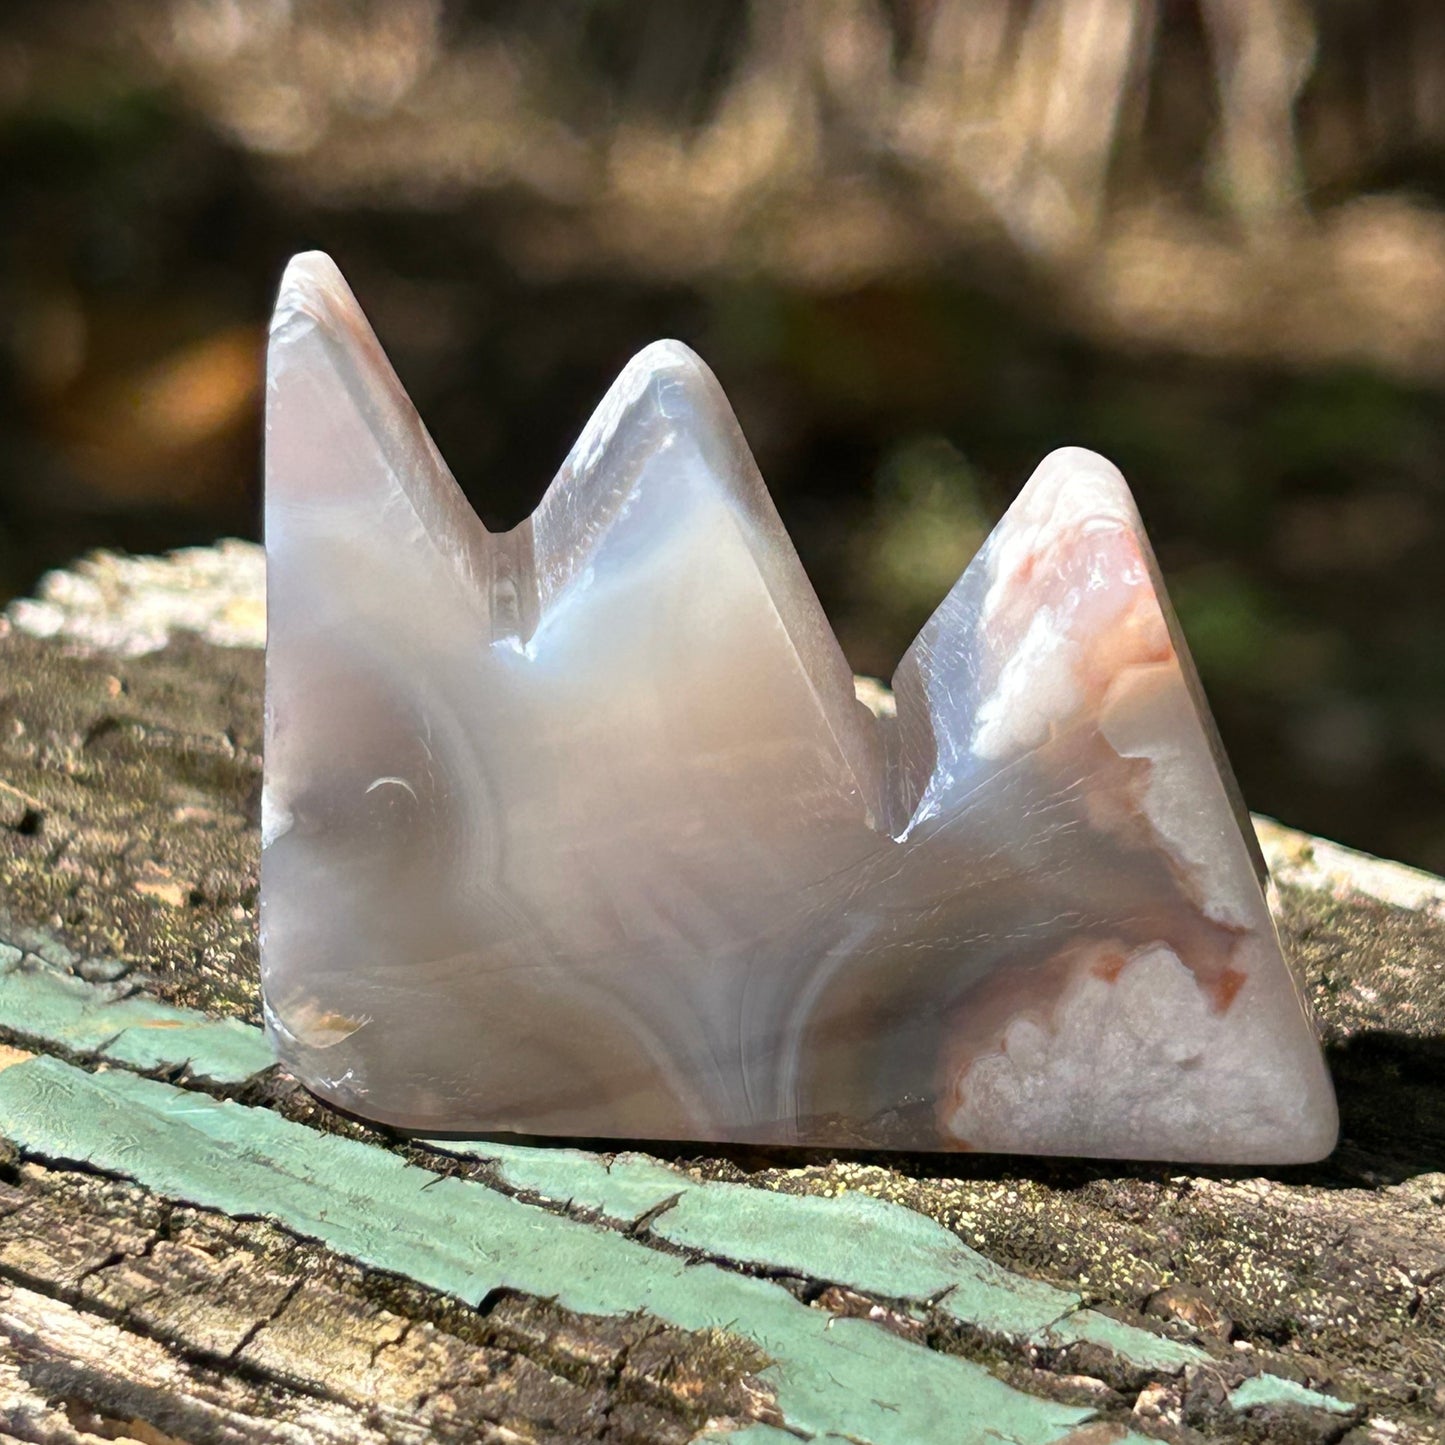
left=260, top=252, right=1338, bottom=1163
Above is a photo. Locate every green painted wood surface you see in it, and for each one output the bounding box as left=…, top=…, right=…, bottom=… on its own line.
left=0, top=954, right=1354, bottom=1433
left=0, top=1052, right=1104, bottom=1445
left=1226, top=1374, right=1356, bottom=1415
left=427, top=1138, right=1202, bottom=1371
left=0, top=953, right=271, bottom=1084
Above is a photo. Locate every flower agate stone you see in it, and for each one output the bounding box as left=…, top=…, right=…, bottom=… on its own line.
left=261, top=252, right=1338, bottom=1163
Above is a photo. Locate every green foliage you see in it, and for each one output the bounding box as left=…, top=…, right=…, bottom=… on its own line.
left=865, top=437, right=990, bottom=621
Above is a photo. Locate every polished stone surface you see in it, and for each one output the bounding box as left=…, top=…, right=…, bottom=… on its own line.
left=261, top=252, right=1337, bottom=1161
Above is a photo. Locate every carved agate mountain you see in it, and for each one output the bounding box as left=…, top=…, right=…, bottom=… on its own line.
left=261, top=253, right=1338, bottom=1162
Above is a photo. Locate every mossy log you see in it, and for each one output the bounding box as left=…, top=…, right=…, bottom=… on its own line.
left=0, top=544, right=1441, bottom=1445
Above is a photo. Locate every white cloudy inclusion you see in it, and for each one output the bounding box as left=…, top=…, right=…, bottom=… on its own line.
left=260, top=252, right=1338, bottom=1162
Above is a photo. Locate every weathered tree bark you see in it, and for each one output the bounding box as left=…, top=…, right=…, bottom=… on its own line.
left=0, top=544, right=1441, bottom=1445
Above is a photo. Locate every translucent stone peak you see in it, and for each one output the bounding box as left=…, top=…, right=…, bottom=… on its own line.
left=261, top=252, right=1338, bottom=1163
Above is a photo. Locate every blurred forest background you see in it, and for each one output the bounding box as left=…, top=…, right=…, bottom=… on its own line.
left=0, top=0, right=1442, bottom=868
